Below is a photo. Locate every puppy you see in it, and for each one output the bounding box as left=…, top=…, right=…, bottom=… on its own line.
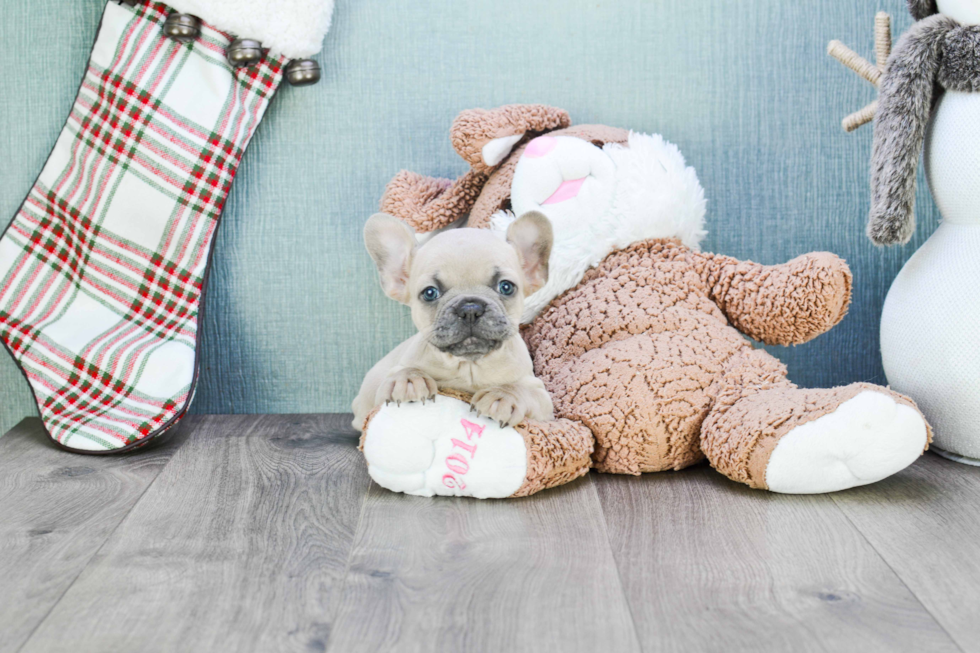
left=352, top=211, right=555, bottom=431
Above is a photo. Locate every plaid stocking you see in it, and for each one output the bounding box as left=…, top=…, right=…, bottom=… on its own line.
left=0, top=1, right=286, bottom=452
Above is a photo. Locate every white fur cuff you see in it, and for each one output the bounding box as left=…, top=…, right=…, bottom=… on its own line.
left=166, top=0, right=335, bottom=59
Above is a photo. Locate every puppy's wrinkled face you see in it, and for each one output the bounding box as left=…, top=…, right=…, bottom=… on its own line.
left=364, top=211, right=552, bottom=361
left=411, top=231, right=522, bottom=358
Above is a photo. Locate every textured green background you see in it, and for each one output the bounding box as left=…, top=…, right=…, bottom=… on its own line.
left=0, top=0, right=937, bottom=436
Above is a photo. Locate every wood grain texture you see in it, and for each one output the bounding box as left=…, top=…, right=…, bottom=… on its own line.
left=6, top=414, right=978, bottom=653
left=594, top=465, right=959, bottom=653
left=327, top=475, right=641, bottom=653
left=833, top=453, right=980, bottom=651
left=19, top=414, right=371, bottom=653
left=0, top=418, right=186, bottom=652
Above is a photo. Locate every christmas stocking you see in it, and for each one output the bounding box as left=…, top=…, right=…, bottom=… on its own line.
left=0, top=0, right=333, bottom=452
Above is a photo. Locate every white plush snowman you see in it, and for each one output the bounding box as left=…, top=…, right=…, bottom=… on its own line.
left=835, top=0, right=980, bottom=463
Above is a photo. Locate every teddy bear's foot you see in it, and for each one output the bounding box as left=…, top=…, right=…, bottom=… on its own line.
left=702, top=383, right=930, bottom=494
left=764, top=390, right=928, bottom=494
left=359, top=391, right=592, bottom=498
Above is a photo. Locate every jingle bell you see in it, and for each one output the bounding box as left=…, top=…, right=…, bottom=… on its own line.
left=285, top=59, right=321, bottom=87
left=163, top=13, right=200, bottom=43
left=228, top=38, right=263, bottom=67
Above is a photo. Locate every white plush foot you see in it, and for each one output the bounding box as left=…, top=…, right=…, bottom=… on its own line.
left=765, top=391, right=928, bottom=494
left=362, top=396, right=528, bottom=499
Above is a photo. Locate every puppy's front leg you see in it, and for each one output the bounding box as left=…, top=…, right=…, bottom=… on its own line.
left=376, top=367, right=439, bottom=406
left=471, top=379, right=554, bottom=428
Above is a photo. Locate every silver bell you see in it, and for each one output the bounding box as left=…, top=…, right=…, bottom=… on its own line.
left=285, top=59, right=321, bottom=86
left=228, top=38, right=263, bottom=67
left=163, top=13, right=200, bottom=43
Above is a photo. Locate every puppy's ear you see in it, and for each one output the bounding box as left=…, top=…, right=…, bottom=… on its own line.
left=506, top=211, right=553, bottom=296
left=364, top=213, right=417, bottom=304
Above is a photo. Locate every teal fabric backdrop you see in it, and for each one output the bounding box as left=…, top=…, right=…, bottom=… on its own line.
left=0, top=0, right=937, bottom=436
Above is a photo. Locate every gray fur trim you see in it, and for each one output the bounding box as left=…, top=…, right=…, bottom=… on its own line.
left=869, top=15, right=956, bottom=246
left=939, top=26, right=980, bottom=92
left=908, top=0, right=938, bottom=21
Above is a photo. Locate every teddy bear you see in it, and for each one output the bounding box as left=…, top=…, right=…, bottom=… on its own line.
left=359, top=103, right=931, bottom=498
left=830, top=0, right=980, bottom=464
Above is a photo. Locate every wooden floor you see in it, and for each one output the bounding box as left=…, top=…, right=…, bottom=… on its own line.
left=1, top=415, right=978, bottom=653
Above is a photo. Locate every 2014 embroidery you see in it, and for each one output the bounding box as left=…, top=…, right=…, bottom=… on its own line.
left=442, top=418, right=485, bottom=490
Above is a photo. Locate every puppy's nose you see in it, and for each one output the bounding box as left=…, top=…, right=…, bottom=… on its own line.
left=455, top=299, right=486, bottom=322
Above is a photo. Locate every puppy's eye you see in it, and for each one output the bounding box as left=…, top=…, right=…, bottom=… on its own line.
left=497, top=280, right=517, bottom=296
left=421, top=286, right=441, bottom=302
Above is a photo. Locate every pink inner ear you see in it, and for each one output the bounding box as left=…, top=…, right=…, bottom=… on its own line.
left=523, top=136, right=557, bottom=159
left=382, top=258, right=412, bottom=302
left=524, top=259, right=546, bottom=294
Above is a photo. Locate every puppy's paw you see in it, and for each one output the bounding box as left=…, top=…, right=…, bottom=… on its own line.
left=471, top=386, right=530, bottom=428
left=377, top=368, right=438, bottom=406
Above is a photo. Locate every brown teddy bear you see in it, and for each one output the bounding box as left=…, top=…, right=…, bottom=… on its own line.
left=359, top=104, right=931, bottom=498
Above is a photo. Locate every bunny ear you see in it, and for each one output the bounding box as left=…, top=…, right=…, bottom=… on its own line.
left=908, top=0, right=938, bottom=20
left=380, top=169, right=488, bottom=234
left=451, top=104, right=571, bottom=174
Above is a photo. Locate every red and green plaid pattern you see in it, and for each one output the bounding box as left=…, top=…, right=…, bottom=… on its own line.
left=0, top=1, right=285, bottom=451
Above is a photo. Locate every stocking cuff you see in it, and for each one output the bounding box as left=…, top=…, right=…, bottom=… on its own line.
left=165, top=0, right=335, bottom=58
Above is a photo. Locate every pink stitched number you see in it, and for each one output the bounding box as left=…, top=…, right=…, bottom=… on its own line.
left=443, top=474, right=466, bottom=490
left=445, top=454, right=470, bottom=475
left=442, top=418, right=486, bottom=491
left=460, top=419, right=485, bottom=441
left=451, top=438, right=477, bottom=457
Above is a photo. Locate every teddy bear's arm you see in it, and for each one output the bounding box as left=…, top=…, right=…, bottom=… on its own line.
left=694, top=251, right=852, bottom=346
left=868, top=14, right=956, bottom=245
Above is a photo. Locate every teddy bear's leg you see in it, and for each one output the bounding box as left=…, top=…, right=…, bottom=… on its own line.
left=511, top=418, right=595, bottom=497
left=360, top=391, right=592, bottom=499
left=543, top=333, right=720, bottom=475
left=700, top=350, right=930, bottom=493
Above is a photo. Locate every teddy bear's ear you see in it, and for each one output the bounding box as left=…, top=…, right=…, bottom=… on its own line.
left=451, top=104, right=571, bottom=174
left=379, top=169, right=488, bottom=234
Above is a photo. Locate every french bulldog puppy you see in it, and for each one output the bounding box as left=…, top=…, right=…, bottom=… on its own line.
left=352, top=211, right=555, bottom=431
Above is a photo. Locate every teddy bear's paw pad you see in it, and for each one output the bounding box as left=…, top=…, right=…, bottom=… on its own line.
left=362, top=396, right=528, bottom=499
left=765, top=390, right=927, bottom=494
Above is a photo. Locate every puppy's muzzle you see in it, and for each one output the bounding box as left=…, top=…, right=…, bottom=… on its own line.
left=430, top=295, right=514, bottom=359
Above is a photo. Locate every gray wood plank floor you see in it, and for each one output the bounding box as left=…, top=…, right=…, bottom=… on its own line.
left=327, top=479, right=639, bottom=653
left=19, top=415, right=369, bottom=653
left=0, top=419, right=186, bottom=652
left=0, top=415, right=977, bottom=653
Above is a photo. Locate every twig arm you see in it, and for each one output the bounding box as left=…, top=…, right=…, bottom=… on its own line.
left=875, top=12, right=892, bottom=69
left=828, top=40, right=881, bottom=86
left=827, top=12, right=892, bottom=131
